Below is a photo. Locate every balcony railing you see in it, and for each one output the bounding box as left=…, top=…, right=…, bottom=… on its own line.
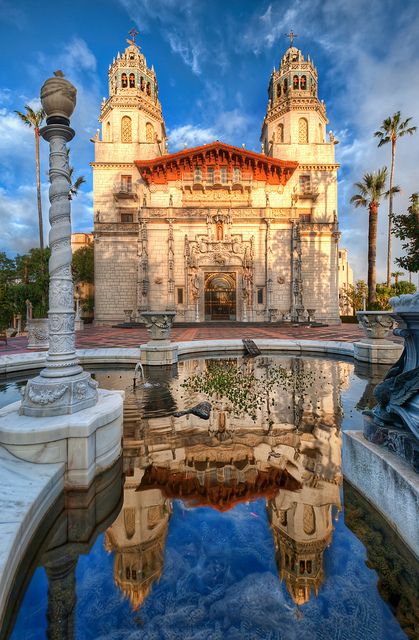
left=113, top=183, right=138, bottom=199
left=181, top=171, right=253, bottom=190
left=296, top=187, right=319, bottom=201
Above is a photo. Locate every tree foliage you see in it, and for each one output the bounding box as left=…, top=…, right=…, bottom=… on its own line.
left=72, top=243, right=94, bottom=284
left=392, top=193, right=419, bottom=273
left=374, top=112, right=416, bottom=285
left=14, top=105, right=46, bottom=250
left=350, top=168, right=399, bottom=305
left=371, top=281, right=416, bottom=310
left=340, top=280, right=368, bottom=314
left=0, top=248, right=50, bottom=327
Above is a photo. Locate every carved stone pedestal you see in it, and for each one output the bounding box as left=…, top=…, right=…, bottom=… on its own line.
left=27, top=318, right=49, bottom=350
left=363, top=413, right=419, bottom=472
left=0, top=389, right=123, bottom=488
left=354, top=311, right=403, bottom=364
left=139, top=311, right=178, bottom=366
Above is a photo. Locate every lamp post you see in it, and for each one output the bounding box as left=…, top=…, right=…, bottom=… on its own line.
left=20, top=72, right=97, bottom=416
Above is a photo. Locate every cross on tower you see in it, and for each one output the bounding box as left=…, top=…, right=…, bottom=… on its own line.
left=128, top=28, right=139, bottom=43
left=285, top=30, right=298, bottom=47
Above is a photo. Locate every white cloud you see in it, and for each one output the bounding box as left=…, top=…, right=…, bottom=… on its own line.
left=168, top=109, right=257, bottom=152
left=118, top=0, right=223, bottom=75
left=0, top=38, right=99, bottom=254
left=241, top=0, right=419, bottom=282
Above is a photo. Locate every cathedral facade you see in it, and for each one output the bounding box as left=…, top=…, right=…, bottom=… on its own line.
left=92, top=38, right=341, bottom=325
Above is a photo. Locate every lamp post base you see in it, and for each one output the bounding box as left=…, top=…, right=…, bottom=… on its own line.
left=20, top=370, right=98, bottom=417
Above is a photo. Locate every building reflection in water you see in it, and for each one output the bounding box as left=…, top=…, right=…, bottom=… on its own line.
left=104, top=356, right=350, bottom=610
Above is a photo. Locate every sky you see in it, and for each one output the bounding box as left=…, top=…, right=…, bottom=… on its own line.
left=0, top=0, right=418, bottom=282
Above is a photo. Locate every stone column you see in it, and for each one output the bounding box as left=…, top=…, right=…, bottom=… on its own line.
left=20, top=72, right=98, bottom=417
left=167, top=218, right=175, bottom=310
left=44, top=554, right=78, bottom=640
left=137, top=216, right=149, bottom=317
left=265, top=218, right=272, bottom=319
left=290, top=220, right=304, bottom=323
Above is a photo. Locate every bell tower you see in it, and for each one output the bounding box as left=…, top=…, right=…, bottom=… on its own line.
left=261, top=40, right=333, bottom=162
left=96, top=31, right=167, bottom=161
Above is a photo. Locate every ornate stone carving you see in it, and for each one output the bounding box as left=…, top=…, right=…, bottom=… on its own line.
left=365, top=293, right=419, bottom=446
left=140, top=311, right=176, bottom=341
left=290, top=221, right=304, bottom=322
left=356, top=312, right=396, bottom=340
left=28, top=384, right=67, bottom=405
left=21, top=76, right=98, bottom=417
left=27, top=319, right=49, bottom=350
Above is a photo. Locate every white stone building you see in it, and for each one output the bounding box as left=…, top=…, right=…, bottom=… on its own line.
left=92, top=38, right=341, bottom=324
left=338, top=248, right=354, bottom=315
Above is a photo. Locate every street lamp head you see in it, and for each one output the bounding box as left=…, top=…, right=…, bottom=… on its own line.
left=40, top=70, right=77, bottom=125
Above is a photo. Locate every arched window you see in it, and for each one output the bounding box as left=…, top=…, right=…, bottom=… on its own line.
left=318, top=123, right=323, bottom=142
left=298, top=117, right=309, bottom=144
left=129, top=73, right=135, bottom=88
left=233, top=167, right=241, bottom=182
left=284, top=79, right=288, bottom=93
left=293, top=75, right=299, bottom=89
left=121, top=73, right=128, bottom=88
left=276, top=83, right=281, bottom=98
left=105, top=121, right=111, bottom=142
left=140, top=76, right=145, bottom=91
left=146, top=122, right=154, bottom=143
left=277, top=123, right=284, bottom=143
left=121, top=116, right=132, bottom=143
left=300, top=75, right=307, bottom=90
left=146, top=82, right=151, bottom=96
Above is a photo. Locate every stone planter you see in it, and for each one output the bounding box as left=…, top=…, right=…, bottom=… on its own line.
left=354, top=311, right=403, bottom=364
left=139, top=311, right=178, bottom=365
left=140, top=311, right=176, bottom=342
left=356, top=311, right=396, bottom=340
left=27, top=318, right=49, bottom=350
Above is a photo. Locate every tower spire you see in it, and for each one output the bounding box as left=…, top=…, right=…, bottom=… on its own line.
left=285, top=30, right=298, bottom=47
left=127, top=27, right=139, bottom=47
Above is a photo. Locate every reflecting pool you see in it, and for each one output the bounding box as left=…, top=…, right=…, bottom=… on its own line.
left=1, top=355, right=418, bottom=640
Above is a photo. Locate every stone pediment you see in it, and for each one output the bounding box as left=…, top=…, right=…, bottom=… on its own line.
left=135, top=141, right=298, bottom=186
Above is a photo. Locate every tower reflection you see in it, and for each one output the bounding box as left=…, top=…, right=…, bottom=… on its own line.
left=104, top=356, right=349, bottom=610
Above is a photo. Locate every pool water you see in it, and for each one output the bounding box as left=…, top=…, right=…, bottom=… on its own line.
left=1, top=355, right=417, bottom=639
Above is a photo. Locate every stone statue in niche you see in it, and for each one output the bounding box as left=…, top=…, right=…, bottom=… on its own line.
left=242, top=264, right=253, bottom=301
left=190, top=269, right=200, bottom=301
left=189, top=244, right=198, bottom=268
left=216, top=221, right=224, bottom=241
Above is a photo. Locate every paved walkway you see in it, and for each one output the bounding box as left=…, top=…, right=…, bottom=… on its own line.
left=0, top=323, right=365, bottom=355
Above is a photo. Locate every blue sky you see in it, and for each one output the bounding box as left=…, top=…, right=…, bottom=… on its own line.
left=0, top=0, right=418, bottom=281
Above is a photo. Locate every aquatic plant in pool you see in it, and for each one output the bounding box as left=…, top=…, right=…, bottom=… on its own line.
left=181, top=359, right=315, bottom=427
left=2, top=355, right=418, bottom=639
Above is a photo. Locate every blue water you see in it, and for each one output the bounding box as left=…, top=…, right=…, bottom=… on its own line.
left=11, top=499, right=407, bottom=640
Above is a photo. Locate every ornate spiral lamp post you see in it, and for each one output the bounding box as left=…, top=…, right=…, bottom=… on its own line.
left=21, top=72, right=98, bottom=416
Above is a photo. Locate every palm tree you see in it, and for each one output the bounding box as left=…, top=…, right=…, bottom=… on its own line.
left=14, top=105, right=46, bottom=250
left=374, top=112, right=416, bottom=286
left=67, top=149, right=86, bottom=200
left=391, top=270, right=404, bottom=293
left=350, top=167, right=400, bottom=306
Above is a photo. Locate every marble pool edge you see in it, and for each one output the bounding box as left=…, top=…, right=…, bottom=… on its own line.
left=1, top=338, right=418, bottom=629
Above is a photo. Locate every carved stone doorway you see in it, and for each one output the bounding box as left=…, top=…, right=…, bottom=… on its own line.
left=204, top=272, right=236, bottom=321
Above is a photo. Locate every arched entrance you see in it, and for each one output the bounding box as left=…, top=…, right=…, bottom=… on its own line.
left=204, top=272, right=236, bottom=321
